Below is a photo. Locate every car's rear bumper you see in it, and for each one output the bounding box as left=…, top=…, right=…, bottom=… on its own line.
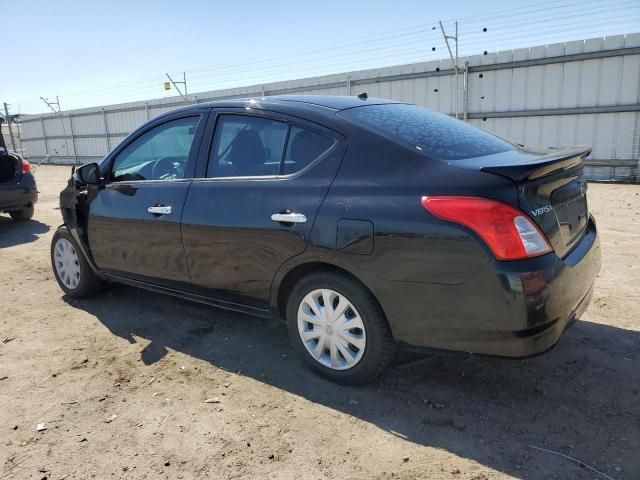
left=0, top=174, right=38, bottom=212
left=375, top=215, right=601, bottom=357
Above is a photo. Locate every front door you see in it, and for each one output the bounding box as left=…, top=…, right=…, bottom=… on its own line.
left=181, top=110, right=345, bottom=309
left=88, top=111, right=207, bottom=289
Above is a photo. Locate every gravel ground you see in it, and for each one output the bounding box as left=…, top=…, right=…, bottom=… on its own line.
left=1, top=165, right=639, bottom=480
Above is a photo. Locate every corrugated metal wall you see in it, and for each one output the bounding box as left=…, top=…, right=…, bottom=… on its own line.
left=19, top=33, right=640, bottom=181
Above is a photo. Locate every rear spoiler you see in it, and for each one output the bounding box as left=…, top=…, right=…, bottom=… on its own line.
left=480, top=147, right=591, bottom=182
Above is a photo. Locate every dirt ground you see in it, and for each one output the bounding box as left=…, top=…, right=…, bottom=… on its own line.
left=0, top=165, right=638, bottom=480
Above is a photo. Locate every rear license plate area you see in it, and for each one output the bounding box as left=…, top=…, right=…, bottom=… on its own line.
left=551, top=179, right=588, bottom=248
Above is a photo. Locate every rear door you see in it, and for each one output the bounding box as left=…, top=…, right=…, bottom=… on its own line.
left=181, top=108, right=345, bottom=309
left=88, top=110, right=207, bottom=289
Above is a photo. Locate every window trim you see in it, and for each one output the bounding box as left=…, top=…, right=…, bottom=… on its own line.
left=278, top=125, right=292, bottom=176
left=280, top=124, right=336, bottom=177
left=101, top=111, right=206, bottom=184
left=199, top=110, right=339, bottom=182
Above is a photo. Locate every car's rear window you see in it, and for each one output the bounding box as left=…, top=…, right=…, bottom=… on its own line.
left=338, top=103, right=514, bottom=161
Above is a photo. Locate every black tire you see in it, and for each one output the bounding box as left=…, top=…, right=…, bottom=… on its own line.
left=9, top=205, right=34, bottom=221
left=50, top=226, right=105, bottom=298
left=286, top=270, right=396, bottom=385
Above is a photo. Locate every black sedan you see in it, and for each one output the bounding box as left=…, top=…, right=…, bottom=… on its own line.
left=51, top=95, right=600, bottom=384
left=0, top=130, right=37, bottom=221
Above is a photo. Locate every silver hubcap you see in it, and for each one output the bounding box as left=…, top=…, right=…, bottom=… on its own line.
left=53, top=238, right=81, bottom=290
left=297, top=289, right=366, bottom=370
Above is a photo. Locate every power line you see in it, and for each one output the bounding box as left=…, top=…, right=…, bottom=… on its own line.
left=186, top=16, right=637, bottom=87
left=14, top=0, right=637, bottom=112
left=182, top=1, right=637, bottom=81
left=40, top=0, right=635, bottom=99
left=61, top=21, right=637, bottom=102
left=458, top=20, right=640, bottom=50
left=188, top=20, right=633, bottom=84
left=42, top=3, right=639, bottom=97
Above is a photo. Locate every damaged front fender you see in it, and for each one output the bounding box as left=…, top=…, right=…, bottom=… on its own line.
left=59, top=170, right=106, bottom=280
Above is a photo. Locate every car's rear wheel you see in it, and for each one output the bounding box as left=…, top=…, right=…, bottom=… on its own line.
left=51, top=227, right=105, bottom=298
left=9, top=205, right=34, bottom=221
left=286, top=270, right=395, bottom=384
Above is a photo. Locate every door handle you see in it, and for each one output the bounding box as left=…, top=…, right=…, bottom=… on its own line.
left=148, top=205, right=172, bottom=215
left=271, top=212, right=307, bottom=224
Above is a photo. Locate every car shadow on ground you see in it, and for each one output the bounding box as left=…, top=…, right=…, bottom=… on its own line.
left=0, top=216, right=50, bottom=248
left=66, top=286, right=640, bottom=479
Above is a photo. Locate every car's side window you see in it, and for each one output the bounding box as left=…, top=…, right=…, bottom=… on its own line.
left=207, top=115, right=336, bottom=178
left=283, top=126, right=334, bottom=175
left=207, top=115, right=288, bottom=178
left=111, top=116, right=200, bottom=182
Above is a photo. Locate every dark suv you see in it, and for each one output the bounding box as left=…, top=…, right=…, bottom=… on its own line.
left=51, top=95, right=600, bottom=384
left=0, top=121, right=37, bottom=221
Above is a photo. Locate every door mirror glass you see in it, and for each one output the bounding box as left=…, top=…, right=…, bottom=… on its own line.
left=75, top=162, right=101, bottom=185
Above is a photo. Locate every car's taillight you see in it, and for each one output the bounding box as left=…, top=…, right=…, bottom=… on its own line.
left=21, top=159, right=31, bottom=174
left=421, top=196, right=552, bottom=260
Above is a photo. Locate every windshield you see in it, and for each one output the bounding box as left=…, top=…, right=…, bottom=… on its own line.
left=338, top=103, right=515, bottom=161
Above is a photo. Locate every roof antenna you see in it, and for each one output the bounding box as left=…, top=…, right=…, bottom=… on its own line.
left=357, top=92, right=368, bottom=100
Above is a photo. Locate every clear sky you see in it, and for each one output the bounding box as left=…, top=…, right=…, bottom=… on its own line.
left=3, top=0, right=639, bottom=113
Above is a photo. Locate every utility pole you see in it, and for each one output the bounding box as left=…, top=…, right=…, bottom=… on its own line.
left=40, top=96, right=69, bottom=158
left=3, top=102, right=17, bottom=152
left=40, top=96, right=61, bottom=113
left=165, top=72, right=188, bottom=98
left=439, top=21, right=460, bottom=120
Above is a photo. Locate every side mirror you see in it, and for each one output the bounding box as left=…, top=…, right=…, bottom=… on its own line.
left=74, top=162, right=102, bottom=185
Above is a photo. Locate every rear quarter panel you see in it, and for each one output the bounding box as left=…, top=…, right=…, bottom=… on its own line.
left=284, top=126, right=522, bottom=342
left=308, top=128, right=518, bottom=285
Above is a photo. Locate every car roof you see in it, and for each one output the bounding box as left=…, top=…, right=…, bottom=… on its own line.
left=271, top=95, right=401, bottom=110
left=177, top=95, right=402, bottom=113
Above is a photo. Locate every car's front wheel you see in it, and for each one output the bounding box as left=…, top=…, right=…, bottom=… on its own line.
left=286, top=270, right=396, bottom=384
left=9, top=205, right=34, bottom=221
left=51, top=227, right=105, bottom=298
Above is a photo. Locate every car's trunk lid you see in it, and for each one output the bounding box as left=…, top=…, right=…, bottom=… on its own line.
left=453, top=146, right=591, bottom=258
